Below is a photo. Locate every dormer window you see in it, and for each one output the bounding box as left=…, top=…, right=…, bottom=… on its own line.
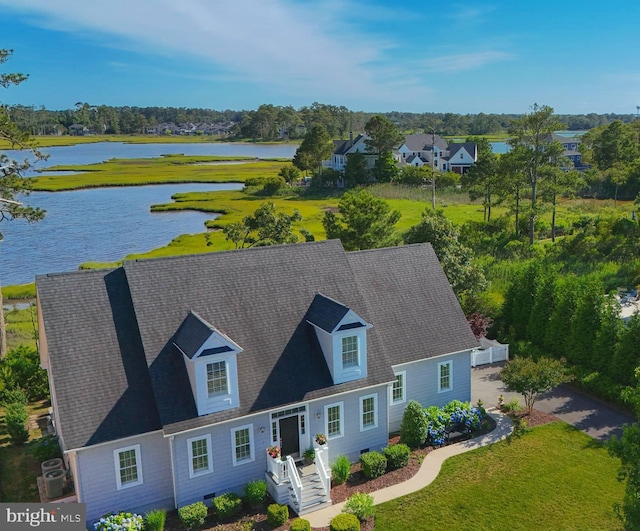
left=207, top=361, right=228, bottom=396
left=306, top=293, right=372, bottom=385
left=173, top=311, right=243, bottom=416
left=342, top=336, right=359, bottom=368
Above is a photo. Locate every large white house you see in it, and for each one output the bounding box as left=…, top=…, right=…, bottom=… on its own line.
left=323, top=133, right=478, bottom=175
left=37, top=240, right=478, bottom=522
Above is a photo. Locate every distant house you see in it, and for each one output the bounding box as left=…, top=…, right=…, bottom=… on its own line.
left=323, top=133, right=477, bottom=175
left=37, top=240, right=477, bottom=522
left=68, top=124, right=89, bottom=136
left=545, top=133, right=586, bottom=169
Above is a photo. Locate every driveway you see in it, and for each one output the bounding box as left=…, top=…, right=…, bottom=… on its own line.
left=472, top=362, right=636, bottom=442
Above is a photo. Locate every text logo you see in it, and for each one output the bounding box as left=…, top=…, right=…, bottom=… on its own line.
left=0, top=503, right=85, bottom=530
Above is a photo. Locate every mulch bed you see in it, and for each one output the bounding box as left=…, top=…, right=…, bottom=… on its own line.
left=164, top=410, right=556, bottom=530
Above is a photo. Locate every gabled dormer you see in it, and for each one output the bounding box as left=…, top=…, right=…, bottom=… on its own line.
left=173, top=311, right=243, bottom=416
left=306, top=293, right=372, bottom=385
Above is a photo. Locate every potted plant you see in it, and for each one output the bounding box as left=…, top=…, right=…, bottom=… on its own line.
left=314, top=433, right=327, bottom=446
left=302, top=447, right=316, bottom=465
left=267, top=445, right=281, bottom=460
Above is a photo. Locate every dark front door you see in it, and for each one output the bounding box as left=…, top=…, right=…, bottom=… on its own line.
left=279, top=416, right=300, bottom=457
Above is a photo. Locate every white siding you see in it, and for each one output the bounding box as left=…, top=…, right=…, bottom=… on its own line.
left=76, top=432, right=174, bottom=522
left=388, top=350, right=472, bottom=433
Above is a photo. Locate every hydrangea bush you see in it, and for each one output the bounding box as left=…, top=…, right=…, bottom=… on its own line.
left=94, top=512, right=143, bottom=530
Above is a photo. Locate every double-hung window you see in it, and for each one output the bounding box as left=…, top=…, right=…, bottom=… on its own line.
left=341, top=336, right=358, bottom=368
left=360, top=394, right=377, bottom=431
left=207, top=360, right=228, bottom=397
left=114, top=444, right=143, bottom=490
left=325, top=402, right=344, bottom=439
left=231, top=425, right=254, bottom=465
left=392, top=371, right=406, bottom=404
left=438, top=360, right=453, bottom=393
left=187, top=435, right=212, bottom=478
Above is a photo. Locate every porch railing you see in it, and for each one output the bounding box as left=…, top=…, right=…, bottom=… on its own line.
left=266, top=453, right=288, bottom=483
left=286, top=455, right=303, bottom=508
left=314, top=446, right=330, bottom=497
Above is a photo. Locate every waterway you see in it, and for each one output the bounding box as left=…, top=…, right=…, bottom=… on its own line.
left=1, top=142, right=298, bottom=286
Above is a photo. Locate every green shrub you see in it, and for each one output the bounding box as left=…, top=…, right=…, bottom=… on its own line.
left=289, top=518, right=311, bottom=531
left=144, top=508, right=166, bottom=531
left=26, top=434, right=62, bottom=462
left=266, top=503, right=288, bottom=528
left=383, top=444, right=410, bottom=470
left=359, top=451, right=386, bottom=479
left=5, top=401, right=29, bottom=445
left=2, top=345, right=49, bottom=401
left=1, top=387, right=27, bottom=406
left=329, top=513, right=360, bottom=531
left=94, top=512, right=143, bottom=530
left=244, top=479, right=267, bottom=508
left=331, top=455, right=351, bottom=485
left=400, top=400, right=428, bottom=448
left=178, top=501, right=208, bottom=530
left=213, top=492, right=242, bottom=519
left=343, top=492, right=374, bottom=521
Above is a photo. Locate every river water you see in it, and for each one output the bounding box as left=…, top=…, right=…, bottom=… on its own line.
left=0, top=142, right=297, bottom=286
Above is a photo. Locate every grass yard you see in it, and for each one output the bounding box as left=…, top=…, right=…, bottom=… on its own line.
left=4, top=305, right=38, bottom=351
left=0, top=400, right=50, bottom=503
left=375, top=422, right=624, bottom=531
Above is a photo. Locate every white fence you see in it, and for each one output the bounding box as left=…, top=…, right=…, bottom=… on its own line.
left=471, top=338, right=509, bottom=367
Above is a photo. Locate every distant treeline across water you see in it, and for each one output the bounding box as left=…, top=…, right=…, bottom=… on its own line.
left=7, top=102, right=637, bottom=140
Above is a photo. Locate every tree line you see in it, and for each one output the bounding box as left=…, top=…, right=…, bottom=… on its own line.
left=6, top=100, right=640, bottom=139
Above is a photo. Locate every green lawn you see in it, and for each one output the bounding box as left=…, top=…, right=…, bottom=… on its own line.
left=0, top=400, right=50, bottom=503
left=375, top=422, right=625, bottom=531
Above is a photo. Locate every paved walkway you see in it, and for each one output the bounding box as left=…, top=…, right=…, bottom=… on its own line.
left=305, top=410, right=513, bottom=528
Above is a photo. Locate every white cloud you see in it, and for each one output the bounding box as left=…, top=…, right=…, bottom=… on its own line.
left=421, top=51, right=514, bottom=73
left=0, top=0, right=433, bottom=107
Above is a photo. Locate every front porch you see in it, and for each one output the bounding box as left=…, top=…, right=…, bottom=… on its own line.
left=265, top=444, right=332, bottom=516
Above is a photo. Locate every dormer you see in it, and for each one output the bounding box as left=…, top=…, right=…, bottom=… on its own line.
left=173, top=311, right=243, bottom=416
left=306, top=294, right=372, bottom=385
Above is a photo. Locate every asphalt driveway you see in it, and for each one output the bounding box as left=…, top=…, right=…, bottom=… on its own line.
left=472, top=362, right=636, bottom=442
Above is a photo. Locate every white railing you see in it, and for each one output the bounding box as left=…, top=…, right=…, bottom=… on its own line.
left=471, top=339, right=509, bottom=367
left=286, top=456, right=303, bottom=508
left=266, top=453, right=288, bottom=483
left=314, top=446, right=330, bottom=497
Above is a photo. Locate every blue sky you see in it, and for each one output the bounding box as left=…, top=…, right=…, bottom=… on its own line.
left=1, top=0, right=639, bottom=115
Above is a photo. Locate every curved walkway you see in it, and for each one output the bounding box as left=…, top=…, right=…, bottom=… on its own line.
left=306, top=410, right=513, bottom=528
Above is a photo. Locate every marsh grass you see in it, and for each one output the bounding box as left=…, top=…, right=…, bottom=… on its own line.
left=375, top=422, right=624, bottom=531
left=31, top=156, right=285, bottom=191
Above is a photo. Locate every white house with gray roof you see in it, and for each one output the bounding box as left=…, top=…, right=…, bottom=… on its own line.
left=36, top=240, right=477, bottom=522
left=324, top=133, right=477, bottom=175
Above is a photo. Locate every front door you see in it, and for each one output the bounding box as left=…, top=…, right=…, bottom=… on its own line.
left=279, top=416, right=300, bottom=457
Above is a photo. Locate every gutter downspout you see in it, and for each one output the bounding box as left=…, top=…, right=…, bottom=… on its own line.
left=169, top=436, right=178, bottom=509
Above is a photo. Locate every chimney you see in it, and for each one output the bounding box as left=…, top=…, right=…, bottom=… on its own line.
left=349, top=131, right=353, bottom=141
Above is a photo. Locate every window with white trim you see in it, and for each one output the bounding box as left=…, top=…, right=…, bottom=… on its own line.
left=325, top=402, right=344, bottom=438
left=187, top=435, right=212, bottom=478
left=231, top=425, right=254, bottom=465
left=360, top=394, right=377, bottom=431
left=114, top=444, right=143, bottom=490
left=438, top=360, right=453, bottom=392
left=392, top=371, right=406, bottom=403
left=207, top=360, right=228, bottom=397
left=341, top=336, right=358, bottom=368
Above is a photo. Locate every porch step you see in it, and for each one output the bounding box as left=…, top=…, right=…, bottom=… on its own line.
left=289, top=471, right=331, bottom=516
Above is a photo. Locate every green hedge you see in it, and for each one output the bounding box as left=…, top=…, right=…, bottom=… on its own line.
left=212, top=492, right=242, bottom=519
left=330, top=513, right=360, bottom=531
left=178, top=502, right=207, bottom=530
left=383, top=444, right=410, bottom=470
left=266, top=503, right=288, bottom=528
left=359, top=451, right=386, bottom=479
left=289, top=518, right=311, bottom=531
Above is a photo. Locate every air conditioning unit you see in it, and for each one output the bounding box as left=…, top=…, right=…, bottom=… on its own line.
left=41, top=458, right=63, bottom=477
left=44, top=469, right=65, bottom=499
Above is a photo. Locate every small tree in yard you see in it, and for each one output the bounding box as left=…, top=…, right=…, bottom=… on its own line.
left=500, top=356, right=572, bottom=415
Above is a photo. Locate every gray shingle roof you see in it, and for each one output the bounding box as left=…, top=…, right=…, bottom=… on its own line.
left=37, top=268, right=161, bottom=451
left=38, top=239, right=478, bottom=446
left=173, top=311, right=215, bottom=359
left=449, top=143, right=477, bottom=160
left=402, top=133, right=448, bottom=152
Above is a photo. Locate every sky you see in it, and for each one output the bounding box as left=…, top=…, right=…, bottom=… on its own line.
left=1, top=0, right=639, bottom=115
